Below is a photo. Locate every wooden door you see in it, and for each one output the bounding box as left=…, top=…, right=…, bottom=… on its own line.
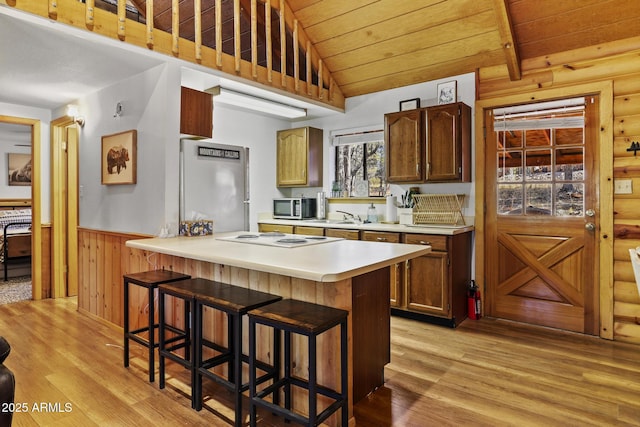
left=384, top=109, right=423, bottom=182
left=484, top=96, right=599, bottom=334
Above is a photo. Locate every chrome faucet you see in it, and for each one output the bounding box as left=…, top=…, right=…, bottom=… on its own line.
left=336, top=210, right=362, bottom=223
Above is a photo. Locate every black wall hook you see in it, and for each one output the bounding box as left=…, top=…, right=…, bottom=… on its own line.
left=627, top=141, right=640, bottom=156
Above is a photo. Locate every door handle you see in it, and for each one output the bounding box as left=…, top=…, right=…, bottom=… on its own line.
left=585, top=209, right=595, bottom=217
left=585, top=222, right=596, bottom=231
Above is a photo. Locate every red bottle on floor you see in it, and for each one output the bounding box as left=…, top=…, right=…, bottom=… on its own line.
left=467, top=280, right=481, bottom=320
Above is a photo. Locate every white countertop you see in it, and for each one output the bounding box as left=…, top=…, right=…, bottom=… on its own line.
left=259, top=218, right=475, bottom=235
left=125, top=231, right=431, bottom=282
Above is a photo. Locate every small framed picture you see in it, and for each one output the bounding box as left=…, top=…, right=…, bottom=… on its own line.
left=399, top=98, right=420, bottom=111
left=102, top=129, right=137, bottom=185
left=437, top=80, right=457, bottom=105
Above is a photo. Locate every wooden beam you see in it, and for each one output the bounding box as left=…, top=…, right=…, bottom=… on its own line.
left=117, top=0, right=126, bottom=41
left=492, top=0, right=521, bottom=81
left=85, top=0, right=95, bottom=29
left=279, top=0, right=287, bottom=88
left=194, top=0, right=202, bottom=61
left=171, top=0, right=179, bottom=55
left=251, top=0, right=258, bottom=78
left=265, top=0, right=273, bottom=83
left=215, top=0, right=223, bottom=67
left=146, top=0, right=154, bottom=48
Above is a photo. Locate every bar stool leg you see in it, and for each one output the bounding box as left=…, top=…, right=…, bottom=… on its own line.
left=158, top=290, right=166, bottom=389
left=123, top=279, right=130, bottom=368
left=194, top=302, right=203, bottom=411
left=233, top=314, right=243, bottom=427
left=249, top=317, right=257, bottom=427
left=284, top=330, right=291, bottom=413
left=148, top=285, right=156, bottom=383
left=341, top=319, right=348, bottom=427
left=308, top=334, right=317, bottom=426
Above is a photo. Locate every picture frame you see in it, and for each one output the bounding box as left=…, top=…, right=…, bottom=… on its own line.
left=101, top=129, right=137, bottom=185
left=7, top=153, right=31, bottom=186
left=399, top=98, right=420, bottom=111
left=437, top=80, right=457, bottom=105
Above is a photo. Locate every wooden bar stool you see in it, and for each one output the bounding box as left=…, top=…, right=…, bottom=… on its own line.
left=191, top=279, right=282, bottom=427
left=157, top=279, right=200, bottom=408
left=123, top=269, right=191, bottom=383
left=248, top=299, right=349, bottom=427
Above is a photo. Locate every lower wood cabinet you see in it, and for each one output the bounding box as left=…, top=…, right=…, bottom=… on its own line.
left=258, top=224, right=294, bottom=234
left=294, top=226, right=325, bottom=236
left=325, top=228, right=360, bottom=240
left=396, top=232, right=472, bottom=327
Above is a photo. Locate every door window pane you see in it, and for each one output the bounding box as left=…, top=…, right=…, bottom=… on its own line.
left=525, top=149, right=552, bottom=181
left=554, top=183, right=584, bottom=216
left=525, top=184, right=552, bottom=215
left=498, top=150, right=523, bottom=183
left=498, top=184, right=523, bottom=214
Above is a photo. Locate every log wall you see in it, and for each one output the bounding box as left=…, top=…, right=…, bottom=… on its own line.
left=477, top=38, right=640, bottom=344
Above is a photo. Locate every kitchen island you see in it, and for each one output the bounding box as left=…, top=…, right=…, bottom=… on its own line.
left=126, top=232, right=430, bottom=426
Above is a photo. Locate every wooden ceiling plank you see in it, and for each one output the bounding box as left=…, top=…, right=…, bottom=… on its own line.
left=287, top=0, right=379, bottom=28
left=313, top=0, right=491, bottom=58
left=492, top=0, right=521, bottom=80
left=333, top=32, right=502, bottom=87
left=303, top=0, right=445, bottom=43
left=340, top=50, right=505, bottom=98
left=323, top=11, right=497, bottom=73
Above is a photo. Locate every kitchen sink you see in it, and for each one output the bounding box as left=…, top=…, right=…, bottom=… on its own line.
left=306, top=219, right=359, bottom=225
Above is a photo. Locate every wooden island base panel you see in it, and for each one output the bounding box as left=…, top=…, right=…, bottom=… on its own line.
left=125, top=232, right=430, bottom=426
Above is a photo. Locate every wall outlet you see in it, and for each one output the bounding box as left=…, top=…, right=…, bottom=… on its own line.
left=614, top=179, right=633, bottom=194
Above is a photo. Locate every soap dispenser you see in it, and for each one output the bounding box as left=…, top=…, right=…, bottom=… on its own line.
left=367, top=203, right=378, bottom=223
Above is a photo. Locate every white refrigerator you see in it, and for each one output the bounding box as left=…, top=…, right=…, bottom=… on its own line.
left=179, top=138, right=249, bottom=232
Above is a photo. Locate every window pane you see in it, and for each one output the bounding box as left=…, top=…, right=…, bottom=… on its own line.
left=525, top=149, right=552, bottom=181
left=365, top=141, right=385, bottom=196
left=555, top=128, right=583, bottom=146
left=525, top=129, right=551, bottom=147
left=555, top=148, right=584, bottom=181
left=498, top=130, right=523, bottom=149
left=498, top=184, right=523, bottom=215
left=498, top=150, right=523, bottom=182
left=525, top=184, right=552, bottom=215
left=555, top=183, right=584, bottom=216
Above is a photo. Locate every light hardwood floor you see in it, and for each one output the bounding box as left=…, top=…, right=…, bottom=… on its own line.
left=1, top=298, right=639, bottom=426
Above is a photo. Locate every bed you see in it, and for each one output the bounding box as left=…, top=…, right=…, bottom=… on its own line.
left=0, top=208, right=32, bottom=281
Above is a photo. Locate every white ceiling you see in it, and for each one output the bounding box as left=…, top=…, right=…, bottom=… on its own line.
left=0, top=5, right=337, bottom=136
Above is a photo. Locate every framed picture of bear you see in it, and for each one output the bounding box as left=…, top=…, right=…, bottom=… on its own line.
left=437, top=80, right=457, bottom=105
left=101, top=129, right=137, bottom=185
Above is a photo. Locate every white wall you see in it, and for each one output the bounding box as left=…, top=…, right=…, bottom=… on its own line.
left=0, top=101, right=52, bottom=222
left=77, top=63, right=180, bottom=236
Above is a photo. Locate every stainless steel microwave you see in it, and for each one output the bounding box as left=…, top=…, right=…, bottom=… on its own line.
left=273, top=198, right=317, bottom=219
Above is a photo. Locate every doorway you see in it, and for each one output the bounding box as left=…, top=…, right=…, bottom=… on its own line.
left=474, top=82, right=614, bottom=337
left=0, top=115, right=42, bottom=299
left=51, top=117, right=79, bottom=297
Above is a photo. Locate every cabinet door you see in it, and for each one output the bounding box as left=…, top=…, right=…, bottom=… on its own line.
left=385, top=109, right=424, bottom=182
left=277, top=128, right=308, bottom=186
left=406, top=251, right=450, bottom=317
left=180, top=87, right=212, bottom=138
left=426, top=102, right=471, bottom=182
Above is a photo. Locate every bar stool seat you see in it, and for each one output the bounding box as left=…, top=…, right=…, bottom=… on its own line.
left=192, top=280, right=282, bottom=427
left=123, top=269, right=191, bottom=383
left=248, top=299, right=349, bottom=427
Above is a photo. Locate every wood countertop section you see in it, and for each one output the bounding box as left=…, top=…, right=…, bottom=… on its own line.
left=126, top=232, right=430, bottom=282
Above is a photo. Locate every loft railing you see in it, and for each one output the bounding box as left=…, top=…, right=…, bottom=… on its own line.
left=4, top=0, right=345, bottom=111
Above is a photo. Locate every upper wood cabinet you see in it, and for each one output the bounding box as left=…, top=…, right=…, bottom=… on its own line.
left=180, top=87, right=213, bottom=138
left=384, top=109, right=424, bottom=183
left=276, top=127, right=323, bottom=187
left=425, top=102, right=471, bottom=182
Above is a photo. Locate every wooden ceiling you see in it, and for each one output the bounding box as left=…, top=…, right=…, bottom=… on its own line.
left=118, top=0, right=640, bottom=99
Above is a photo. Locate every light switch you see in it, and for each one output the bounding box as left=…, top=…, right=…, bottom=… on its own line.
left=614, top=179, right=633, bottom=194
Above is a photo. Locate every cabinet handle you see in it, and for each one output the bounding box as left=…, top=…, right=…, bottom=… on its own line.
left=419, top=240, right=431, bottom=245
left=376, top=237, right=387, bottom=242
